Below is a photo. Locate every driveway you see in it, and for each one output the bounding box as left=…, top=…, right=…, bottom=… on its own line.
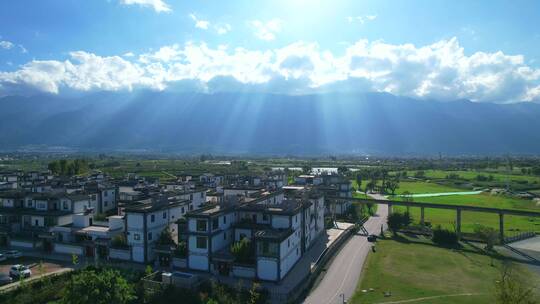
left=303, top=193, right=388, bottom=304
left=0, top=256, right=73, bottom=292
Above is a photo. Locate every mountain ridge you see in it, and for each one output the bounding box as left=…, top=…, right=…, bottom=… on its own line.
left=1, top=92, right=539, bottom=156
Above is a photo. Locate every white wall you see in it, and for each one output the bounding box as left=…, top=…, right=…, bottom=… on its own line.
left=257, top=258, right=278, bottom=281
left=54, top=243, right=83, bottom=255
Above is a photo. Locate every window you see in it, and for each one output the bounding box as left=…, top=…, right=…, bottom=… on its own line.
left=189, top=205, right=193, bottom=211
left=196, top=220, right=207, bottom=232
left=223, top=232, right=227, bottom=240
left=34, top=219, right=39, bottom=226
left=296, top=248, right=299, bottom=255
left=148, top=232, right=152, bottom=241
left=190, top=194, right=193, bottom=200
left=200, top=192, right=204, bottom=198
left=104, top=191, right=108, bottom=197
left=295, top=215, right=298, bottom=223
left=134, top=234, right=140, bottom=240
left=181, top=207, right=185, bottom=213
left=252, top=214, right=257, bottom=222
left=212, top=218, right=219, bottom=230
left=196, top=236, right=207, bottom=249
left=62, top=202, right=68, bottom=210
left=92, top=194, right=97, bottom=200
left=150, top=214, right=155, bottom=223
left=223, top=216, right=227, bottom=224
left=104, top=201, right=108, bottom=207
left=163, top=212, right=167, bottom=219
left=263, top=214, right=268, bottom=221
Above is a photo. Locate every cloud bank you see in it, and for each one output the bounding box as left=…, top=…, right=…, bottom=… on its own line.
left=120, top=0, right=171, bottom=13
left=1, top=38, right=539, bottom=103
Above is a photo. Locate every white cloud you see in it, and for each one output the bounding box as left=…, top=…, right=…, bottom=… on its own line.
left=120, top=0, right=171, bottom=13
left=1, top=38, right=540, bottom=103
left=347, top=14, right=377, bottom=24
left=215, top=23, right=232, bottom=35
left=249, top=19, right=282, bottom=41
left=18, top=45, right=28, bottom=53
left=0, top=40, right=14, bottom=50
left=189, top=14, right=210, bottom=30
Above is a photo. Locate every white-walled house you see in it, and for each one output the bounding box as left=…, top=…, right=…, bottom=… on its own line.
left=124, top=197, right=186, bottom=263
left=183, top=191, right=325, bottom=282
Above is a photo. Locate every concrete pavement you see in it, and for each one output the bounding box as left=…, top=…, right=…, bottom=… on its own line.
left=303, top=193, right=388, bottom=304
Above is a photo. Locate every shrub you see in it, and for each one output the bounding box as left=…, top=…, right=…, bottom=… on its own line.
left=387, top=212, right=412, bottom=235
left=231, top=238, right=254, bottom=264
left=432, top=225, right=458, bottom=246
left=111, top=234, right=128, bottom=248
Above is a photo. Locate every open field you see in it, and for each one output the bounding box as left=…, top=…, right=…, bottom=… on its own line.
left=351, top=235, right=540, bottom=304
left=392, top=193, right=540, bottom=235
left=394, top=181, right=465, bottom=195
left=423, top=169, right=540, bottom=185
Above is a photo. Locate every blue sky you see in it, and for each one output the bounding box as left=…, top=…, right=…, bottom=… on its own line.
left=1, top=0, right=540, bottom=102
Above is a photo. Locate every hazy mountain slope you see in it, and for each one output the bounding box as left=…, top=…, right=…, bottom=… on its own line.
left=1, top=92, right=539, bottom=155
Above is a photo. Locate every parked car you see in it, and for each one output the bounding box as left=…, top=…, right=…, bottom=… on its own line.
left=367, top=234, right=378, bottom=242
left=0, top=274, right=13, bottom=286
left=9, top=264, right=31, bottom=279
left=0, top=253, right=6, bottom=262
left=4, top=250, right=22, bottom=259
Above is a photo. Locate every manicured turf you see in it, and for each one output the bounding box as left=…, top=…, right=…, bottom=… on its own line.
left=393, top=193, right=540, bottom=235
left=394, top=181, right=465, bottom=195
left=423, top=169, right=540, bottom=184
left=351, top=235, right=539, bottom=304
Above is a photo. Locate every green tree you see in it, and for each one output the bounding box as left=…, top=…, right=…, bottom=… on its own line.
left=495, top=263, right=537, bottom=304
left=337, top=166, right=349, bottom=176
left=157, top=227, right=176, bottom=246
left=387, top=212, right=412, bottom=236
left=62, top=268, right=135, bottom=304
left=231, top=238, right=254, bottom=264
left=474, top=224, right=498, bottom=251
left=355, top=174, right=362, bottom=192
left=385, top=177, right=400, bottom=195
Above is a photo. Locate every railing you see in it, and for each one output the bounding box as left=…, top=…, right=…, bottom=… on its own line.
left=504, top=231, right=536, bottom=244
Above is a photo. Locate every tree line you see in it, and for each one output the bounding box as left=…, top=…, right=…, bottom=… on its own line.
left=47, top=159, right=90, bottom=176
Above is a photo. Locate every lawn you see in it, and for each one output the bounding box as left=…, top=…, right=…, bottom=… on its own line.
left=393, top=193, right=540, bottom=235
left=394, top=181, right=465, bottom=195
left=351, top=235, right=540, bottom=304
left=423, top=169, right=540, bottom=185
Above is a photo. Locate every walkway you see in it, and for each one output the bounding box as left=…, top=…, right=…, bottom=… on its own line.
left=303, top=193, right=388, bottom=304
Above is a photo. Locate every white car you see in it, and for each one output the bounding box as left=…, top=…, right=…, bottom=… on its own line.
left=9, top=264, right=31, bottom=279
left=4, top=250, right=22, bottom=259
left=0, top=254, right=6, bottom=262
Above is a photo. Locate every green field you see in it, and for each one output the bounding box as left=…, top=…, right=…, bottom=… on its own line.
left=351, top=235, right=540, bottom=304
left=423, top=169, right=540, bottom=185
left=393, top=193, right=540, bottom=235
left=395, top=181, right=465, bottom=195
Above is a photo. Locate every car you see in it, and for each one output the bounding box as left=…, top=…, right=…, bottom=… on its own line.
left=9, top=264, right=31, bottom=279
left=3, top=250, right=22, bottom=259
left=367, top=234, right=378, bottom=242
left=0, top=274, right=13, bottom=286
left=0, top=253, right=6, bottom=262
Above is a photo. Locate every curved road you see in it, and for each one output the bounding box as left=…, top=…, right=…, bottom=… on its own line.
left=303, top=194, right=389, bottom=304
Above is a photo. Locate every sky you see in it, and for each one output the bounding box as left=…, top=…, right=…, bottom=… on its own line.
left=1, top=0, right=540, bottom=103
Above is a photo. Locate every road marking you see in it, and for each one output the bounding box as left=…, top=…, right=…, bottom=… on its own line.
left=374, top=293, right=484, bottom=303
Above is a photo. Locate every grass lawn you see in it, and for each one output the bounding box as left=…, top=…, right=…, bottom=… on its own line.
left=394, top=181, right=465, bottom=195
left=351, top=235, right=540, bottom=304
left=423, top=169, right=540, bottom=184
left=393, top=193, right=540, bottom=235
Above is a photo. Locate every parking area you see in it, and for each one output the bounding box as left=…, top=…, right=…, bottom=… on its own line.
left=0, top=256, right=67, bottom=276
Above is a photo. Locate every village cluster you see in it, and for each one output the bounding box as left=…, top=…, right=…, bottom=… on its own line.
left=0, top=169, right=353, bottom=282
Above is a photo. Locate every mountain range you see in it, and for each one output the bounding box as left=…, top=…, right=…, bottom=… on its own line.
left=1, top=92, right=539, bottom=156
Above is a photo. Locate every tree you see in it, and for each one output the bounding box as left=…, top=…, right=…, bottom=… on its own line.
left=231, top=238, right=254, bottom=264
left=302, top=164, right=312, bottom=175
left=387, top=212, right=412, bottom=236
left=355, top=174, right=362, bottom=192
left=414, top=170, right=425, bottom=178
left=495, top=263, right=537, bottom=304
left=157, top=226, right=176, bottom=246
left=432, top=225, right=458, bottom=246
left=474, top=224, right=498, bottom=251
left=62, top=268, right=134, bottom=304
left=365, top=180, right=375, bottom=194
left=337, top=166, right=349, bottom=176
left=385, top=177, right=400, bottom=195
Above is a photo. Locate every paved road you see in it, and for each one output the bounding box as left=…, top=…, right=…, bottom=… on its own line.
left=303, top=194, right=389, bottom=304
